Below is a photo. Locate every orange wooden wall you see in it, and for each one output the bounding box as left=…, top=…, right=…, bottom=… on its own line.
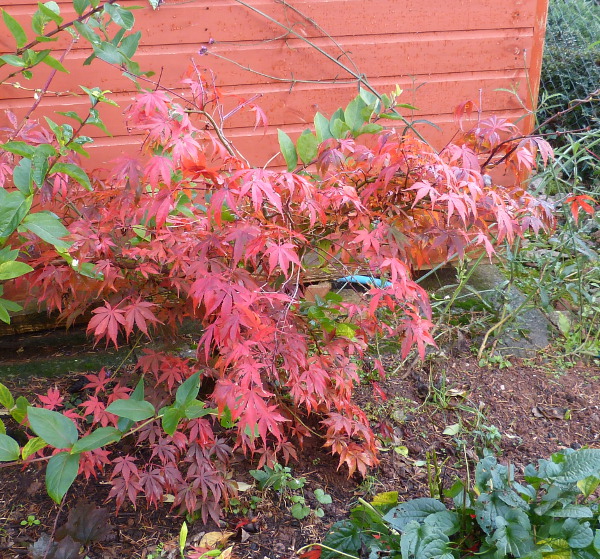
left=0, top=0, right=549, bottom=168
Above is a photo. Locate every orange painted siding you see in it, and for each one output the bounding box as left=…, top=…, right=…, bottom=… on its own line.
left=0, top=0, right=549, bottom=168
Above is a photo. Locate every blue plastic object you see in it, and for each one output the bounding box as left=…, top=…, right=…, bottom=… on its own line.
left=336, top=275, right=392, bottom=288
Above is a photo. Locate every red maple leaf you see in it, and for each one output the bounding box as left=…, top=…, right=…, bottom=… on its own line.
left=87, top=302, right=126, bottom=347
left=123, top=298, right=161, bottom=340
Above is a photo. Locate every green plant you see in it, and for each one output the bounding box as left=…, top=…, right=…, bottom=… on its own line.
left=307, top=448, right=600, bottom=559
left=250, top=464, right=331, bottom=520
left=20, top=514, right=40, bottom=527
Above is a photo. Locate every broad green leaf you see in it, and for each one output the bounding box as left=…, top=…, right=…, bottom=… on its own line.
left=383, top=498, right=447, bottom=532
left=57, top=110, right=83, bottom=124
left=104, top=3, right=134, bottom=29
left=0, top=189, right=32, bottom=237
left=0, top=54, right=25, bottom=67
left=73, top=0, right=89, bottom=16
left=488, top=510, right=534, bottom=557
left=13, top=158, right=33, bottom=195
left=161, top=406, right=184, bottom=436
left=547, top=504, right=594, bottom=518
left=183, top=401, right=216, bottom=420
left=277, top=129, right=297, bottom=172
left=1, top=140, right=35, bottom=157
left=554, top=450, right=600, bottom=483
left=21, top=436, right=47, bottom=459
left=314, top=112, right=333, bottom=143
left=296, top=131, right=318, bottom=165
left=357, top=123, right=383, bottom=136
left=46, top=451, right=80, bottom=503
left=71, top=427, right=121, bottom=453
left=31, top=148, right=50, bottom=187
left=344, top=95, right=368, bottom=133
left=28, top=406, right=78, bottom=449
left=371, top=491, right=399, bottom=508
left=330, top=118, right=350, bottom=139
left=175, top=372, right=200, bottom=407
left=73, top=21, right=100, bottom=46
left=0, top=381, right=15, bottom=409
left=106, top=398, right=155, bottom=421
left=577, top=476, right=600, bottom=498
left=119, top=30, right=140, bottom=58
left=11, top=396, right=29, bottom=423
left=321, top=520, right=362, bottom=559
left=335, top=323, right=357, bottom=340
left=562, top=518, right=594, bottom=549
left=50, top=162, right=92, bottom=190
left=117, top=377, right=144, bottom=432
left=359, top=86, right=380, bottom=110
left=0, top=260, right=33, bottom=281
left=0, top=433, right=20, bottom=461
left=93, top=41, right=124, bottom=65
left=2, top=10, right=27, bottom=48
left=290, top=502, right=310, bottom=519
left=41, top=54, right=68, bottom=72
left=22, top=211, right=71, bottom=250
left=38, top=2, right=62, bottom=25
left=424, top=510, right=460, bottom=536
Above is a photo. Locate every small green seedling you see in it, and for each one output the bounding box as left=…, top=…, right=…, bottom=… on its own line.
left=21, top=515, right=40, bottom=527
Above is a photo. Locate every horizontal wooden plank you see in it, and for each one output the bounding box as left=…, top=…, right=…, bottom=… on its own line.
left=0, top=28, right=534, bottom=103
left=0, top=70, right=530, bottom=139
left=0, top=0, right=536, bottom=52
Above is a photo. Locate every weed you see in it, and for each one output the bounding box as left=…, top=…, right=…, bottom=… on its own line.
left=20, top=515, right=40, bottom=527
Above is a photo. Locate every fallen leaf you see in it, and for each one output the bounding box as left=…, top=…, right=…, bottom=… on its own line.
left=199, top=531, right=234, bottom=549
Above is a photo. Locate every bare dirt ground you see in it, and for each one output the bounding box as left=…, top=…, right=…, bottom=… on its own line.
left=1, top=346, right=599, bottom=559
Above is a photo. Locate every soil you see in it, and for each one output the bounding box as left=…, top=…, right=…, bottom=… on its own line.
left=1, top=341, right=600, bottom=559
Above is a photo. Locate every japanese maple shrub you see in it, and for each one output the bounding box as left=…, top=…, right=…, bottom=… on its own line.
left=0, top=69, right=553, bottom=519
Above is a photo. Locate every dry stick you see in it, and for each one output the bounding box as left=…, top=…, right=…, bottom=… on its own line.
left=42, top=497, right=66, bottom=559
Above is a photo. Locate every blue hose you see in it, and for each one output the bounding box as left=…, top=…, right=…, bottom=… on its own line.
left=336, top=275, right=392, bottom=288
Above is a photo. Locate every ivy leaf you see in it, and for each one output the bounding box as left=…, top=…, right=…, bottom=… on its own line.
left=106, top=399, right=155, bottom=422
left=71, top=427, right=122, bottom=453
left=0, top=434, right=20, bottom=461
left=46, top=452, right=80, bottom=503
left=277, top=129, right=297, bottom=172
left=2, top=10, right=27, bottom=48
left=27, top=406, right=78, bottom=449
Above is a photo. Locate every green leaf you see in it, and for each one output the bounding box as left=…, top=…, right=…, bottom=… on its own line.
left=28, top=406, right=78, bottom=449
left=179, top=521, right=188, bottom=556
left=335, top=323, right=357, bottom=340
left=357, top=123, right=383, bottom=136
left=371, top=491, right=399, bottom=508
left=344, top=95, right=368, bottom=133
left=290, top=502, right=310, bottom=519
left=57, top=110, right=83, bottom=124
left=488, top=510, right=534, bottom=558
left=73, top=0, right=89, bottom=15
left=443, top=424, right=461, bottom=436
left=71, top=427, right=121, bottom=453
left=93, top=41, right=125, bottom=65
left=562, top=518, right=594, bottom=549
left=0, top=419, right=5, bottom=434
left=73, top=21, right=100, bottom=46
left=46, top=451, right=80, bottom=503
left=277, top=129, right=297, bottom=172
left=321, top=520, right=362, bottom=559
left=38, top=2, right=62, bottom=25
left=314, top=112, right=333, bottom=143
left=0, top=189, right=31, bottom=237
left=183, top=401, right=216, bottom=420
left=554, top=450, right=600, bottom=483
left=0, top=54, right=26, bottom=67
left=0, top=260, right=33, bottom=281
left=106, top=398, right=155, bottom=421
left=161, top=406, right=184, bottom=436
left=330, top=118, right=350, bottom=139
left=117, top=377, right=144, bottom=432
left=41, top=54, right=68, bottom=72
left=119, top=30, right=140, bottom=58
left=296, top=131, right=318, bottom=165
left=0, top=433, right=20, bottom=461
left=50, top=162, right=92, bottom=191
left=1, top=141, right=35, bottom=157
left=577, top=476, right=600, bottom=498
left=2, top=10, right=27, bottom=48
left=383, top=498, right=446, bottom=531
left=104, top=3, right=134, bottom=29
left=0, top=382, right=15, bottom=409
left=21, top=436, right=47, bottom=460
left=22, top=211, right=71, bottom=250
left=314, top=488, right=332, bottom=505
left=175, top=372, right=200, bottom=407
left=11, top=396, right=29, bottom=423
left=424, top=511, right=460, bottom=536
left=13, top=158, right=33, bottom=195
left=547, top=505, right=594, bottom=518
